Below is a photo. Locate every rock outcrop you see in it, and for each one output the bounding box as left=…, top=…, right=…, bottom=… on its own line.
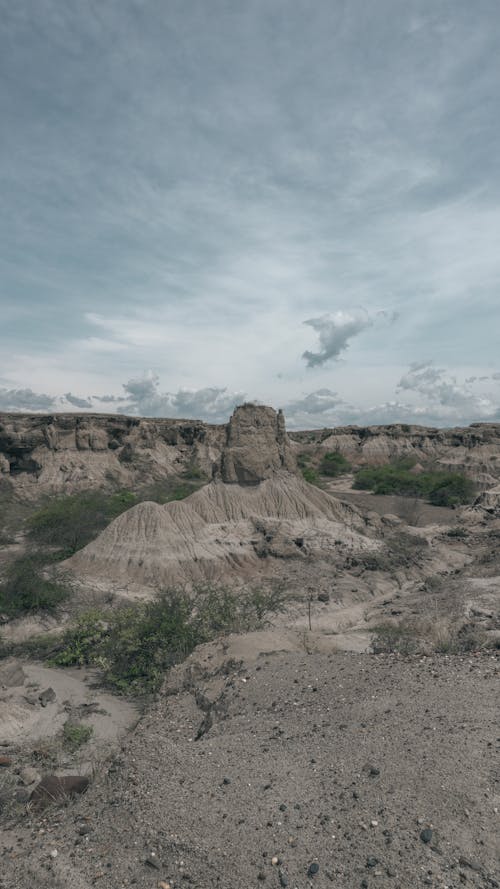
left=219, top=404, right=296, bottom=485
left=0, top=413, right=225, bottom=498
left=2, top=409, right=500, bottom=500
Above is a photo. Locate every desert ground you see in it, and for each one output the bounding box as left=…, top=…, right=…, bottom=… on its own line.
left=0, top=405, right=498, bottom=888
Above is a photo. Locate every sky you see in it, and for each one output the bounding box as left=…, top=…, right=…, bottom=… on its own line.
left=1, top=0, right=500, bottom=428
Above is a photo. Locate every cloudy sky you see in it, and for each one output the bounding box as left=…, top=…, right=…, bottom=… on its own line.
left=1, top=0, right=500, bottom=427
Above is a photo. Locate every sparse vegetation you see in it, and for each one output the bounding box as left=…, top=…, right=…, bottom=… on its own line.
left=319, top=451, right=351, bottom=477
left=27, top=478, right=207, bottom=559
left=353, top=461, right=475, bottom=507
left=446, top=527, right=468, bottom=538
left=63, top=721, right=94, bottom=751
left=371, top=622, right=419, bottom=655
left=0, top=553, right=69, bottom=617
left=371, top=618, right=489, bottom=656
left=48, top=584, right=286, bottom=695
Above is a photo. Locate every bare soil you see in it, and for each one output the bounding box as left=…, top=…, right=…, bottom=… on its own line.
left=0, top=637, right=498, bottom=889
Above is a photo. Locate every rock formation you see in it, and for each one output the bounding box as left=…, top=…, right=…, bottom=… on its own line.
left=64, top=405, right=377, bottom=589
left=1, top=409, right=500, bottom=500
left=219, top=403, right=296, bottom=484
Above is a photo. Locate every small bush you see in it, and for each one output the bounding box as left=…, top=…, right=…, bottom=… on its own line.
left=63, top=721, right=94, bottom=751
left=51, top=610, right=110, bottom=667
left=319, top=451, right=351, bottom=477
left=0, top=554, right=69, bottom=616
left=446, top=527, right=468, bottom=539
left=371, top=622, right=418, bottom=656
left=301, top=467, right=320, bottom=485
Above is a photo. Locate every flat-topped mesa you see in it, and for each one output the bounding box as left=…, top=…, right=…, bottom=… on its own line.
left=219, top=403, right=296, bottom=485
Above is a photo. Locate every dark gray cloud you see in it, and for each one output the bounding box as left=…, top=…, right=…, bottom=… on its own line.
left=0, top=388, right=56, bottom=411
left=302, top=311, right=373, bottom=368
left=64, top=392, right=93, bottom=409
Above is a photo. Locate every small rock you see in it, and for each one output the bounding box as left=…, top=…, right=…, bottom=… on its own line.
left=369, top=766, right=380, bottom=777
left=420, top=828, right=433, bottom=844
left=222, top=776, right=231, bottom=785
left=278, top=869, right=288, bottom=888
left=49, top=850, right=58, bottom=859
left=39, top=688, right=56, bottom=707
left=30, top=775, right=90, bottom=810
left=458, top=857, right=481, bottom=873
left=0, top=756, right=12, bottom=767
left=370, top=820, right=378, bottom=827
left=366, top=856, right=379, bottom=868
left=158, top=883, right=171, bottom=889
left=19, top=766, right=40, bottom=786
left=307, top=862, right=320, bottom=877
left=317, top=593, right=330, bottom=603
left=145, top=855, right=161, bottom=869
left=271, top=856, right=279, bottom=866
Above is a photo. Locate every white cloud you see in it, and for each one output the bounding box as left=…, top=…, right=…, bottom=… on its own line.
left=119, top=373, right=248, bottom=422
left=397, top=362, right=496, bottom=416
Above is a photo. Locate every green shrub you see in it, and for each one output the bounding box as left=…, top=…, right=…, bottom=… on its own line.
left=301, top=467, right=320, bottom=485
left=28, top=490, right=137, bottom=554
left=446, top=527, right=468, bottom=539
left=319, top=451, right=351, bottom=477
left=63, top=722, right=94, bottom=751
left=427, top=473, right=476, bottom=507
left=0, top=554, right=69, bottom=616
left=50, top=584, right=286, bottom=696
left=51, top=610, right=110, bottom=666
left=353, top=463, right=475, bottom=506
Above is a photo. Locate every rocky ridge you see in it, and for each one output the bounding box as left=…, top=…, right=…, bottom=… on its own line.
left=2, top=410, right=500, bottom=499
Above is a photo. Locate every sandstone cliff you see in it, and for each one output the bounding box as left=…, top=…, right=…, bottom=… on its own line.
left=1, top=410, right=500, bottom=500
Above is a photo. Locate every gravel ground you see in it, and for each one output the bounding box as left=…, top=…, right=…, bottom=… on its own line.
left=1, top=647, right=498, bottom=889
